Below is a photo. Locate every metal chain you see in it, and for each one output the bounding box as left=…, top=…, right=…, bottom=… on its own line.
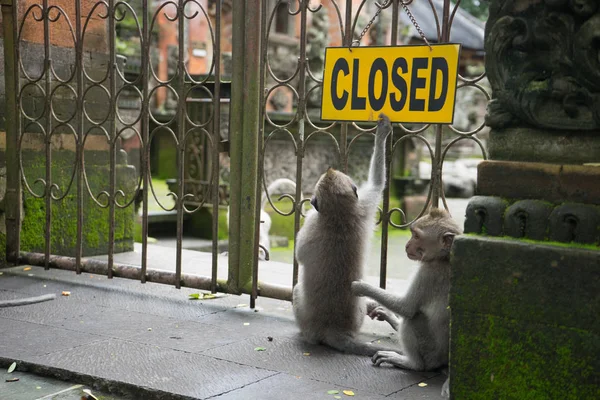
left=352, top=0, right=432, bottom=50
left=352, top=0, right=391, bottom=46
left=399, top=0, right=432, bottom=49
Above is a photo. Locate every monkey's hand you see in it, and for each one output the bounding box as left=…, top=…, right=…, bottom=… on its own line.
left=375, top=113, right=392, bottom=143
left=372, top=351, right=405, bottom=367
left=368, top=305, right=389, bottom=321
left=351, top=281, right=369, bottom=297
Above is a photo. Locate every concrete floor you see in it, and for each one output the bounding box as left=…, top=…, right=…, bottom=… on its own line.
left=0, top=265, right=446, bottom=400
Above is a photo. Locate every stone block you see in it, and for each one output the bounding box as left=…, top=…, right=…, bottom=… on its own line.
left=504, top=200, right=553, bottom=241
left=451, top=236, right=600, bottom=333
left=478, top=160, right=600, bottom=204
left=548, top=203, right=600, bottom=245
left=450, top=312, right=599, bottom=400
left=464, top=196, right=508, bottom=236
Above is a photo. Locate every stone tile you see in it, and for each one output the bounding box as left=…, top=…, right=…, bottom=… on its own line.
left=202, top=336, right=434, bottom=396
left=390, top=373, right=447, bottom=399
left=196, top=305, right=300, bottom=339
left=0, top=319, right=103, bottom=358
left=125, top=319, right=250, bottom=353
left=0, top=370, right=84, bottom=400
left=27, top=339, right=277, bottom=399
left=49, top=307, right=179, bottom=340
left=215, top=372, right=389, bottom=400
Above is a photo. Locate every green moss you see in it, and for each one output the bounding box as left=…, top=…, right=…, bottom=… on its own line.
left=465, top=233, right=600, bottom=251
left=452, top=312, right=599, bottom=399
left=0, top=232, right=6, bottom=266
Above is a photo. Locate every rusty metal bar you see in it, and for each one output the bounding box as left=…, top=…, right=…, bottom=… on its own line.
left=141, top=0, right=150, bottom=283
left=210, top=0, right=222, bottom=294
left=107, top=0, right=117, bottom=278
left=1, top=0, right=22, bottom=267
left=339, top=0, right=352, bottom=173
left=240, top=0, right=262, bottom=296
left=13, top=251, right=292, bottom=301
left=227, top=0, right=244, bottom=293
left=75, top=0, right=83, bottom=274
left=378, top=1, right=401, bottom=289
left=291, top=0, right=309, bottom=288
left=251, top=0, right=269, bottom=308
left=174, top=0, right=185, bottom=288
left=43, top=0, right=52, bottom=270
left=431, top=0, right=452, bottom=209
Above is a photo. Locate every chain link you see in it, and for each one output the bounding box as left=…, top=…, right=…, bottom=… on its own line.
left=352, top=0, right=432, bottom=50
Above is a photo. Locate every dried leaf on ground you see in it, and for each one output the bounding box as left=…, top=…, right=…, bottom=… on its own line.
left=5, top=378, right=19, bottom=382
left=343, top=390, right=355, bottom=396
left=62, top=291, right=71, bottom=296
left=7, top=362, right=16, bottom=373
left=327, top=389, right=339, bottom=394
left=254, top=347, right=266, bottom=351
left=303, top=352, right=310, bottom=356
left=418, top=382, right=428, bottom=387
left=23, top=267, right=31, bottom=271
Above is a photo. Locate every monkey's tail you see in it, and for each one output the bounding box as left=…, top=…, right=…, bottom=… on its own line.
left=261, top=178, right=301, bottom=210
left=322, top=331, right=400, bottom=357
left=0, top=293, right=56, bottom=308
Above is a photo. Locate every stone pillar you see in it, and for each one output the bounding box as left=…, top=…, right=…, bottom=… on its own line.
left=450, top=1, right=600, bottom=398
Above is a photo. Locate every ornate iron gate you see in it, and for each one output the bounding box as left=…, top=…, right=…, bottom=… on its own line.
left=1, top=0, right=489, bottom=307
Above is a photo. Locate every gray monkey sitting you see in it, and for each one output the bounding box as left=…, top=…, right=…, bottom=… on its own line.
left=292, top=114, right=394, bottom=356
left=352, top=209, right=461, bottom=396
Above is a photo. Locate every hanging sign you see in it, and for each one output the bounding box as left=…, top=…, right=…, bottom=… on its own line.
left=321, top=44, right=461, bottom=124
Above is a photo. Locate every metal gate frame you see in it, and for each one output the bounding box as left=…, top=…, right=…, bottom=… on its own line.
left=1, top=0, right=489, bottom=307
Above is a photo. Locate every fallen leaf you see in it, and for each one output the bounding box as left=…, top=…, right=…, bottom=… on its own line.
left=189, top=293, right=200, bottom=300
left=327, top=390, right=339, bottom=395
left=5, top=378, right=19, bottom=382
left=418, top=382, right=428, bottom=387
left=27, top=274, right=34, bottom=277
left=243, top=323, right=250, bottom=326
left=334, top=397, right=342, bottom=399
left=147, top=328, right=152, bottom=331
left=36, top=386, right=41, bottom=389
left=254, top=347, right=266, bottom=351
left=7, top=362, right=16, bottom=373
left=62, top=291, right=71, bottom=296
left=23, top=267, right=31, bottom=271
left=303, top=352, right=311, bottom=356
left=343, top=390, right=355, bottom=396
left=202, top=293, right=217, bottom=299
left=236, top=303, right=248, bottom=308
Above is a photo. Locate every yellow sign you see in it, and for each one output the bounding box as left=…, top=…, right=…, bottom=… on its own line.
left=321, top=44, right=461, bottom=124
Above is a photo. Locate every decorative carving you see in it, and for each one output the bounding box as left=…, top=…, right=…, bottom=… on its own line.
left=485, top=0, right=600, bottom=130
left=464, top=196, right=600, bottom=246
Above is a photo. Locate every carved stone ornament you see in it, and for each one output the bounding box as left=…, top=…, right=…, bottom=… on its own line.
left=485, top=0, right=600, bottom=130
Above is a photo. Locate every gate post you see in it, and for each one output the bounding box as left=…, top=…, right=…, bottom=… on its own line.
left=1, top=0, right=22, bottom=266
left=228, top=0, right=262, bottom=293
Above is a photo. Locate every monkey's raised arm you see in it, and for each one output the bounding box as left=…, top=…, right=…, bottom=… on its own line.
left=351, top=280, right=420, bottom=319
left=358, top=114, right=392, bottom=207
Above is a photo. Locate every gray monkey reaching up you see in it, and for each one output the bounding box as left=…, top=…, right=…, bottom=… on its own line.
left=292, top=113, right=394, bottom=356
left=352, top=209, right=461, bottom=395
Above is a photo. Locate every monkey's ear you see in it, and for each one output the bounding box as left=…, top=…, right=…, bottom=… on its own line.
left=442, top=232, right=456, bottom=250
left=310, top=195, right=319, bottom=212
left=351, top=183, right=358, bottom=198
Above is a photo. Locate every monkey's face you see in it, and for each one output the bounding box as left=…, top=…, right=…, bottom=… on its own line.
left=311, top=168, right=358, bottom=213
left=405, top=226, right=428, bottom=261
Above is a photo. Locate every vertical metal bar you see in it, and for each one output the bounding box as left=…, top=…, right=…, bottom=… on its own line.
left=227, top=0, right=245, bottom=292
left=431, top=0, right=451, bottom=209
left=238, top=0, right=262, bottom=294
left=175, top=0, right=185, bottom=288
left=75, top=0, right=83, bottom=274
left=291, top=0, right=308, bottom=287
left=43, top=0, right=52, bottom=270
left=107, top=0, right=116, bottom=278
left=2, top=0, right=22, bottom=266
left=378, top=1, right=399, bottom=289
left=211, top=0, right=221, bottom=293
left=251, top=0, right=268, bottom=307
left=141, top=0, right=150, bottom=282
left=339, top=0, right=352, bottom=173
